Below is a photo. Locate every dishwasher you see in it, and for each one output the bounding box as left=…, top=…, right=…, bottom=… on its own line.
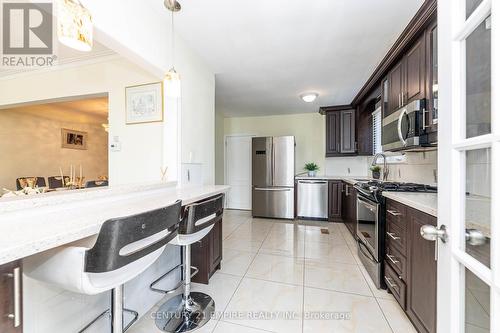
left=297, top=179, right=328, bottom=219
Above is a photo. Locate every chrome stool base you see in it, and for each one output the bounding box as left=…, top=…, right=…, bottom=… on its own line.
left=155, top=292, right=215, bottom=333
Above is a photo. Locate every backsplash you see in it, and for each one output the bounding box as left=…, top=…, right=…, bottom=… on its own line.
left=324, top=151, right=438, bottom=185
left=384, top=151, right=438, bottom=184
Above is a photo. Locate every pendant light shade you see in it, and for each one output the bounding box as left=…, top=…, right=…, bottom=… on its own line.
left=57, top=0, right=93, bottom=52
left=164, top=68, right=181, bottom=98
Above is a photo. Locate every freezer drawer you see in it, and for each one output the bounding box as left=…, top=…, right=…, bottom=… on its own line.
left=297, top=180, right=328, bottom=219
left=252, top=187, right=294, bottom=219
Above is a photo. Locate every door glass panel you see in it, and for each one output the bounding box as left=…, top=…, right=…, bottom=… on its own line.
left=466, top=17, right=491, bottom=138
left=466, top=0, right=483, bottom=19
left=464, top=148, right=491, bottom=267
left=465, top=268, right=490, bottom=332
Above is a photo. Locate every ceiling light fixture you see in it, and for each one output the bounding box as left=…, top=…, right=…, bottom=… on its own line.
left=300, top=92, right=319, bottom=103
left=164, top=0, right=181, bottom=98
left=57, top=0, right=93, bottom=51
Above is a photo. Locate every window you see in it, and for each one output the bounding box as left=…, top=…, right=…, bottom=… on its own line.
left=372, top=106, right=382, bottom=155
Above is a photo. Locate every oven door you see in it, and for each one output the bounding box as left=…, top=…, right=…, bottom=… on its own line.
left=356, top=195, right=379, bottom=261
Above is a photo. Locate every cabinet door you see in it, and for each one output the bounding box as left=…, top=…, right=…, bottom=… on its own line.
left=405, top=36, right=426, bottom=103
left=340, top=110, right=356, bottom=153
left=328, top=181, right=342, bottom=220
left=0, top=261, right=22, bottom=333
left=210, top=220, right=223, bottom=273
left=387, top=61, right=404, bottom=116
left=406, top=208, right=437, bottom=333
left=325, top=112, right=341, bottom=156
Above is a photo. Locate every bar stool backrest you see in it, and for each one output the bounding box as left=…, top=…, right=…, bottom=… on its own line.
left=180, top=194, right=225, bottom=235
left=84, top=200, right=182, bottom=273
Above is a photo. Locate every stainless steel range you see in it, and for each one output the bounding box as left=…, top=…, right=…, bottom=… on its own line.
left=354, top=181, right=437, bottom=289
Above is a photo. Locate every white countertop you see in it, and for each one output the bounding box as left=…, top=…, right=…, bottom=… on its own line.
left=0, top=183, right=230, bottom=265
left=382, top=192, right=438, bottom=217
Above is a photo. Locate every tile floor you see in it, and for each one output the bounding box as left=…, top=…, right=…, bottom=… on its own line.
left=129, top=210, right=417, bottom=333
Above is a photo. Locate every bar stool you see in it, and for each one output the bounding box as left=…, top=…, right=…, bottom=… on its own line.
left=24, top=200, right=182, bottom=333
left=154, top=194, right=225, bottom=333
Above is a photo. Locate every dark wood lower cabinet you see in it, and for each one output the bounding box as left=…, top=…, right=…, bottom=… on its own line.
left=341, top=182, right=357, bottom=237
left=328, top=181, right=342, bottom=221
left=384, top=199, right=436, bottom=333
left=191, top=219, right=223, bottom=284
left=0, top=261, right=22, bottom=333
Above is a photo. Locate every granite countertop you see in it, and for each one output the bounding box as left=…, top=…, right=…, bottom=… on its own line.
left=0, top=183, right=230, bottom=265
left=382, top=192, right=437, bottom=217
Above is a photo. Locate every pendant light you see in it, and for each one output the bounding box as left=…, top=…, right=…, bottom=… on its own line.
left=164, top=0, right=181, bottom=98
left=57, top=0, right=93, bottom=51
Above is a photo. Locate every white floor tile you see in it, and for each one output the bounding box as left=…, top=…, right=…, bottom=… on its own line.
left=246, top=253, right=304, bottom=285
left=259, top=233, right=305, bottom=258
left=377, top=298, right=417, bottom=333
left=224, top=233, right=264, bottom=253
left=304, top=262, right=372, bottom=296
left=303, top=287, right=392, bottom=333
left=224, top=278, right=303, bottom=333
left=191, top=272, right=242, bottom=313
left=219, top=248, right=257, bottom=277
left=305, top=242, right=357, bottom=266
left=214, top=321, right=273, bottom=333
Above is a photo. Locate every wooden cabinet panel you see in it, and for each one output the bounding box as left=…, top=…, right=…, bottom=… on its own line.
left=0, top=261, right=22, bottom=333
left=384, top=260, right=407, bottom=310
left=341, top=182, right=357, bottom=237
left=387, top=61, right=404, bottom=116
left=340, top=110, right=356, bottom=153
left=191, top=219, right=223, bottom=284
left=406, top=208, right=437, bottom=333
left=328, top=181, right=342, bottom=221
left=326, top=112, right=341, bottom=156
left=406, top=36, right=426, bottom=103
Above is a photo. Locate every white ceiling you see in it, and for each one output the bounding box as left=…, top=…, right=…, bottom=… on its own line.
left=174, top=0, right=424, bottom=117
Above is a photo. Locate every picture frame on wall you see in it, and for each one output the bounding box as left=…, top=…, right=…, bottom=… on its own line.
left=125, top=82, right=164, bottom=124
left=61, top=129, right=88, bottom=150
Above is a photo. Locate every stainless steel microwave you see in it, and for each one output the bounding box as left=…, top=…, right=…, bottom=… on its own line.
left=382, top=99, right=425, bottom=151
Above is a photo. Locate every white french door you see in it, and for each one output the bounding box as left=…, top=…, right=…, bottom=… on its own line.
left=437, top=0, right=498, bottom=332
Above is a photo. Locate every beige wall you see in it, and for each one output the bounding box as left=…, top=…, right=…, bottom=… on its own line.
left=0, top=107, right=108, bottom=190
left=223, top=113, right=326, bottom=175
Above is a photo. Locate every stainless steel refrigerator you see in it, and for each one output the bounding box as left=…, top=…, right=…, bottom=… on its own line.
left=252, top=136, right=295, bottom=219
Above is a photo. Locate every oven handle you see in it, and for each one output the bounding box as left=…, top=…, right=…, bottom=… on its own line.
left=357, top=196, right=377, bottom=212
left=357, top=239, right=378, bottom=264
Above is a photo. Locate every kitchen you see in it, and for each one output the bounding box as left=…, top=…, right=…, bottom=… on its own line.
left=0, top=0, right=496, bottom=333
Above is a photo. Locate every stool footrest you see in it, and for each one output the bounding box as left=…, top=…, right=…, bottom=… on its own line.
left=150, top=264, right=199, bottom=294
left=78, top=307, right=138, bottom=333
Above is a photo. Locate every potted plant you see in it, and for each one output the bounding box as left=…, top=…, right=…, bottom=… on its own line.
left=304, top=162, right=320, bottom=177
left=370, top=165, right=381, bottom=179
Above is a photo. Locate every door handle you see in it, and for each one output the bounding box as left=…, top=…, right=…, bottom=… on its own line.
left=5, top=267, right=21, bottom=328
left=420, top=225, right=447, bottom=243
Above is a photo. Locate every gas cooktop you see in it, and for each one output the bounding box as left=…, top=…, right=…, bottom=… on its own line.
left=354, top=181, right=437, bottom=202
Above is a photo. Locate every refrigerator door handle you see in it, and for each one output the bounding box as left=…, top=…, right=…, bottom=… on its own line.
left=254, top=187, right=291, bottom=192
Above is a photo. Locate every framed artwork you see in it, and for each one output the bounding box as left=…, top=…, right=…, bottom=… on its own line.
left=125, top=82, right=164, bottom=124
left=61, top=129, right=88, bottom=150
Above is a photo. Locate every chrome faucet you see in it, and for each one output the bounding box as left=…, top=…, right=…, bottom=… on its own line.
left=372, top=153, right=389, bottom=181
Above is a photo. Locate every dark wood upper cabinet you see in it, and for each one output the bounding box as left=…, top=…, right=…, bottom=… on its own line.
left=406, top=207, right=437, bottom=333
left=328, top=181, right=342, bottom=221
left=325, top=111, right=341, bottom=155
left=0, top=261, right=22, bottom=333
left=423, top=19, right=438, bottom=144
left=387, top=60, right=405, bottom=116
left=405, top=35, right=426, bottom=103
left=324, top=108, right=357, bottom=157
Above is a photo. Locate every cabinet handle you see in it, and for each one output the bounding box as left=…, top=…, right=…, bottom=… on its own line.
left=398, top=93, right=401, bottom=108
left=384, top=276, right=398, bottom=288
left=387, top=232, right=401, bottom=240
left=345, top=185, right=350, bottom=196
left=422, top=108, right=429, bottom=130
left=387, top=210, right=402, bottom=216
left=386, top=254, right=400, bottom=264
left=6, top=267, right=21, bottom=328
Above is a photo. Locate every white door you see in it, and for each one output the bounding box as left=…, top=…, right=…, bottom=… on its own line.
left=432, top=0, right=498, bottom=332
left=225, top=135, right=253, bottom=210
